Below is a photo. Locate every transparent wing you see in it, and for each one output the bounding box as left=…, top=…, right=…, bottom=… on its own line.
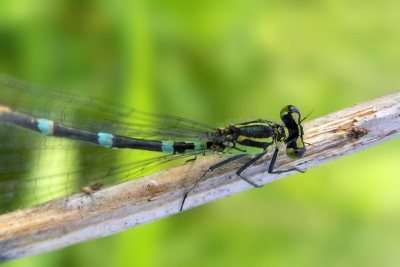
left=0, top=73, right=214, bottom=141
left=0, top=136, right=207, bottom=214
left=0, top=74, right=213, bottom=214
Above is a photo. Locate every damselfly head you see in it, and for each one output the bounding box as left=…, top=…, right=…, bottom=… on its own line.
left=280, top=105, right=306, bottom=160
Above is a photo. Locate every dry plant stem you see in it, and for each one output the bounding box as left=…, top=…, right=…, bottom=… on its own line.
left=1, top=91, right=399, bottom=262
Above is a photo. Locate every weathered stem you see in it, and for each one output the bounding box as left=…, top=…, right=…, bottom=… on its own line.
left=0, top=91, right=399, bottom=262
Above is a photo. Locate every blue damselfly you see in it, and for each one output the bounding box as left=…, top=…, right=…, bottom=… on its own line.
left=0, top=74, right=305, bottom=213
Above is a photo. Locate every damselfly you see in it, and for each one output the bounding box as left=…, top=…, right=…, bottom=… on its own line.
left=0, top=74, right=305, bottom=214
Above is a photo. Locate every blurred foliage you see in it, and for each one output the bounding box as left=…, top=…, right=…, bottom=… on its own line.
left=1, top=0, right=400, bottom=266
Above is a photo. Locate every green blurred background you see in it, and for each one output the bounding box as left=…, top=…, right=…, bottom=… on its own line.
left=1, top=0, right=400, bottom=266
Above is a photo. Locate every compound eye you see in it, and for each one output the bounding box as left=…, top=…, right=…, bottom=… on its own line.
left=285, top=139, right=306, bottom=159
left=280, top=105, right=300, bottom=120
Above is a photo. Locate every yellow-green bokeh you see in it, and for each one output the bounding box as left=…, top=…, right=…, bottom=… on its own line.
left=1, top=1, right=400, bottom=266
